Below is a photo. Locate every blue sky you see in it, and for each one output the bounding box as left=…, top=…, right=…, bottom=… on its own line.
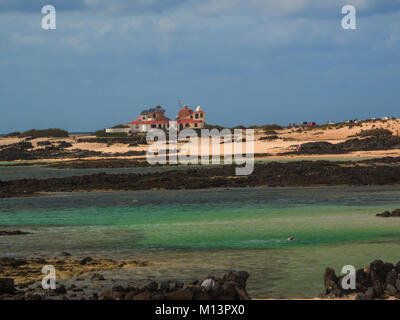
left=1, top=0, right=400, bottom=133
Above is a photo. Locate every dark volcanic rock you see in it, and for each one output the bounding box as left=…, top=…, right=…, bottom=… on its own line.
left=321, top=259, right=400, bottom=300
left=79, top=257, right=93, bottom=265
left=98, top=271, right=251, bottom=301
left=259, top=135, right=279, bottom=141
left=3, top=158, right=400, bottom=198
left=56, top=141, right=73, bottom=148
left=37, top=141, right=52, bottom=146
left=376, top=209, right=400, bottom=217
left=0, top=230, right=31, bottom=236
left=0, top=278, right=15, bottom=294
left=91, top=273, right=105, bottom=281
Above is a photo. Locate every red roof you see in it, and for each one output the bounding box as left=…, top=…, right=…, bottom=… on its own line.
left=178, top=119, right=202, bottom=124
left=127, top=117, right=169, bottom=125
left=178, top=106, right=194, bottom=118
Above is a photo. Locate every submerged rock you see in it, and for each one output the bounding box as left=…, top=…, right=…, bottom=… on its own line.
left=376, top=209, right=400, bottom=217
left=0, top=230, right=31, bottom=236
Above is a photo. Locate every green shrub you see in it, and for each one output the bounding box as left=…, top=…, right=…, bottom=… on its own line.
left=262, top=124, right=282, bottom=135
left=358, top=128, right=392, bottom=138
left=232, top=125, right=246, bottom=130
left=204, top=124, right=227, bottom=131
left=20, top=128, right=69, bottom=138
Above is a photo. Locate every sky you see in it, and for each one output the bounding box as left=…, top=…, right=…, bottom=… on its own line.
left=1, top=0, right=400, bottom=133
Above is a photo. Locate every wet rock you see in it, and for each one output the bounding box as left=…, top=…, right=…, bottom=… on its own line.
left=26, top=292, right=44, bottom=300
left=165, top=289, right=193, bottom=300
left=80, top=257, right=93, bottom=265
left=377, top=209, right=400, bottom=218
left=132, top=290, right=152, bottom=300
left=173, top=280, right=184, bottom=290
left=324, top=268, right=338, bottom=291
left=235, top=287, right=251, bottom=300
left=52, top=285, right=67, bottom=294
left=124, top=289, right=140, bottom=300
left=365, top=287, right=375, bottom=300
left=370, top=260, right=385, bottom=272
left=159, top=281, right=170, bottom=292
left=193, top=291, right=211, bottom=300
left=221, top=282, right=236, bottom=298
left=146, top=281, right=158, bottom=292
left=0, top=278, right=15, bottom=294
left=322, top=260, right=400, bottom=300
left=0, top=230, right=31, bottom=236
left=386, top=284, right=398, bottom=296
left=384, top=263, right=394, bottom=273
left=385, top=271, right=397, bottom=287
left=99, top=289, right=125, bottom=300
left=150, top=293, right=166, bottom=300
left=395, top=261, right=400, bottom=273
left=91, top=273, right=105, bottom=281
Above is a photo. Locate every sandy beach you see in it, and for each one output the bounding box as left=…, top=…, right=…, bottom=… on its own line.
left=1, top=119, right=400, bottom=164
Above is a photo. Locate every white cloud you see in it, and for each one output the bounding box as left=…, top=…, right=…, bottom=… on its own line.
left=11, top=33, right=46, bottom=45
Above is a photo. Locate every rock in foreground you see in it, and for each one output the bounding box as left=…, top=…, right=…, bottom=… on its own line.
left=99, top=271, right=250, bottom=300
left=376, top=209, right=400, bottom=217
left=321, top=259, right=400, bottom=300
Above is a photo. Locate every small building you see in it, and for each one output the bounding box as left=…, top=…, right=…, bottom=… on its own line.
left=176, top=105, right=206, bottom=131
left=125, top=105, right=206, bottom=133
left=127, top=106, right=171, bottom=133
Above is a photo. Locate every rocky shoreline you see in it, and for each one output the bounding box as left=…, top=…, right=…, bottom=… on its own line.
left=321, top=259, right=400, bottom=300
left=0, top=257, right=250, bottom=300
left=0, top=257, right=149, bottom=285
left=2, top=158, right=400, bottom=197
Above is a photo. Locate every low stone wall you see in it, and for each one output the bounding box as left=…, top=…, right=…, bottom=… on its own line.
left=105, top=128, right=130, bottom=134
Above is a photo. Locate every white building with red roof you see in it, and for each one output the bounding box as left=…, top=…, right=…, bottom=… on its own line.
left=126, top=105, right=206, bottom=133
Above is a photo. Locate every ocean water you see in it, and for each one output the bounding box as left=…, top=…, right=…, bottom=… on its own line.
left=1, top=186, right=400, bottom=298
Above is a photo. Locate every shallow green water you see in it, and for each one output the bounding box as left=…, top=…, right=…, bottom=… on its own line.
left=1, top=186, right=400, bottom=298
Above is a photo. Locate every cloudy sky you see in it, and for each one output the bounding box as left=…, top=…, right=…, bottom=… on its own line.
left=1, top=0, right=400, bottom=133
